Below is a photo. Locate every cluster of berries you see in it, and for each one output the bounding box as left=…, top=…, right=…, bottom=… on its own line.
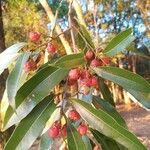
left=48, top=110, right=88, bottom=139
left=24, top=31, right=57, bottom=72
left=85, top=49, right=110, bottom=67
left=48, top=121, right=67, bottom=138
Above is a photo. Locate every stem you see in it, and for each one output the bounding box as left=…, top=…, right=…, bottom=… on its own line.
left=68, top=0, right=76, bottom=52
left=39, top=0, right=73, bottom=55
left=30, top=28, right=72, bottom=51
left=93, top=3, right=99, bottom=47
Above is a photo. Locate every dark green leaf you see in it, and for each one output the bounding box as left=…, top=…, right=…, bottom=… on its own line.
left=4, top=96, right=55, bottom=150
left=0, top=43, right=27, bottom=74
left=124, top=89, right=150, bottom=110
left=54, top=53, right=84, bottom=68
left=67, top=124, right=86, bottom=150
left=6, top=52, right=30, bottom=108
left=39, top=130, right=53, bottom=150
left=82, top=135, right=92, bottom=150
left=3, top=66, right=69, bottom=130
left=99, top=78, right=115, bottom=106
left=103, top=28, right=135, bottom=56
left=80, top=25, right=95, bottom=50
left=93, top=66, right=150, bottom=93
left=90, top=129, right=120, bottom=150
left=71, top=99, right=146, bottom=150
left=93, top=96, right=127, bottom=128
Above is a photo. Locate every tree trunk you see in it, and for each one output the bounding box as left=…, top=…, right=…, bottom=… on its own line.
left=0, top=0, right=5, bottom=52
left=0, top=0, right=7, bottom=100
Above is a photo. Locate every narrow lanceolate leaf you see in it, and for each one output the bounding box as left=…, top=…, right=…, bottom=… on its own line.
left=54, top=53, right=85, bottom=68
left=3, top=66, right=69, bottom=131
left=67, top=124, right=86, bottom=150
left=4, top=96, right=55, bottom=150
left=92, top=96, right=127, bottom=128
left=6, top=52, right=30, bottom=108
left=82, top=135, right=92, bottom=150
left=125, top=89, right=150, bottom=110
left=79, top=25, right=95, bottom=50
left=0, top=42, right=27, bottom=74
left=90, top=129, right=120, bottom=150
left=93, top=66, right=150, bottom=93
left=71, top=99, right=146, bottom=150
left=103, top=28, right=135, bottom=56
left=39, top=130, right=53, bottom=150
left=99, top=78, right=115, bottom=106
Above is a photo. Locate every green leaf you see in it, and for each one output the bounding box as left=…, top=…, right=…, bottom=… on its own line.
left=39, top=130, right=53, bottom=150
left=4, top=96, right=55, bottom=150
left=67, top=124, right=86, bottom=150
left=54, top=53, right=85, bottom=68
left=90, top=129, right=121, bottom=150
left=71, top=99, right=146, bottom=150
left=80, top=25, right=95, bottom=50
left=82, top=135, right=92, bottom=150
left=93, top=66, right=150, bottom=93
left=99, top=78, right=115, bottom=106
left=0, top=42, right=27, bottom=74
left=103, top=28, right=135, bottom=56
left=6, top=52, right=30, bottom=108
left=3, top=66, right=69, bottom=131
left=124, top=89, right=150, bottom=110
left=92, top=96, right=127, bottom=128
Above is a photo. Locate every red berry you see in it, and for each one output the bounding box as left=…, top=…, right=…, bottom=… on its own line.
left=85, top=50, right=94, bottom=60
left=24, top=59, right=37, bottom=72
left=77, top=123, right=88, bottom=135
left=80, top=78, right=92, bottom=87
left=93, top=145, right=100, bottom=150
left=68, top=110, right=81, bottom=121
left=90, top=76, right=98, bottom=87
left=68, top=79, right=77, bottom=86
left=29, top=31, right=40, bottom=42
left=68, top=68, right=80, bottom=81
left=90, top=59, right=102, bottom=67
left=61, top=125, right=67, bottom=137
left=53, top=121, right=61, bottom=129
left=47, top=43, right=56, bottom=54
left=80, top=69, right=91, bottom=79
left=48, top=126, right=59, bottom=138
left=102, top=57, right=110, bottom=65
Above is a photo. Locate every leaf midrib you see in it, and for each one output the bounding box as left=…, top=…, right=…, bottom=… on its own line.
left=104, top=30, right=133, bottom=53
left=16, top=100, right=53, bottom=149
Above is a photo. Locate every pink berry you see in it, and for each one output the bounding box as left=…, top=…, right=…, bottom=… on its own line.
left=48, top=126, right=59, bottom=138
left=85, top=50, right=94, bottom=60
left=90, top=59, right=102, bottom=67
left=68, top=110, right=81, bottom=121
left=77, top=123, right=88, bottom=135
left=68, top=79, right=77, bottom=86
left=80, top=78, right=92, bottom=87
left=47, top=43, right=56, bottom=54
left=102, top=57, right=110, bottom=65
left=24, top=59, right=37, bottom=72
left=61, top=125, right=67, bottom=137
left=80, top=69, right=91, bottom=79
left=53, top=121, right=61, bottom=129
left=29, top=31, right=40, bottom=42
left=90, top=76, right=98, bottom=87
left=68, top=68, right=80, bottom=81
left=93, top=145, right=100, bottom=150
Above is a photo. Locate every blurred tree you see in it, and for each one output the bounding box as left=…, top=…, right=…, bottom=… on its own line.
left=3, top=0, right=48, bottom=47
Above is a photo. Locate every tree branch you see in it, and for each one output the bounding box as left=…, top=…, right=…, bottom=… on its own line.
left=39, top=0, right=73, bottom=55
